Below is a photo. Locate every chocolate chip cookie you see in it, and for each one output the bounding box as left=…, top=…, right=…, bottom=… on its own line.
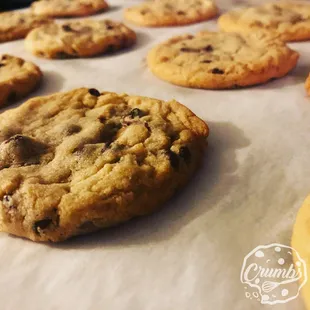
left=147, top=31, right=299, bottom=89
left=25, top=20, right=137, bottom=59
left=31, top=0, right=109, bottom=17
left=306, top=74, right=310, bottom=95
left=0, top=54, right=42, bottom=107
left=124, top=0, right=218, bottom=27
left=0, top=88, right=208, bottom=242
left=0, top=11, right=51, bottom=43
left=218, top=1, right=310, bottom=42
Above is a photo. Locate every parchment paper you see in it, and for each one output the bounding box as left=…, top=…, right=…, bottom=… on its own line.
left=0, top=1, right=309, bottom=309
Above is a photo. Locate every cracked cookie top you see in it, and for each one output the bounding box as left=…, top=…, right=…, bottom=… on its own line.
left=0, top=88, right=208, bottom=242
left=25, top=19, right=137, bottom=59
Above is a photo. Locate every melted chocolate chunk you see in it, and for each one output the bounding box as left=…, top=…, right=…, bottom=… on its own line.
left=0, top=63, right=5, bottom=68
left=179, top=146, right=191, bottom=164
left=88, top=88, right=101, bottom=97
left=201, top=60, right=212, bottom=63
left=62, top=24, right=73, bottom=32
left=65, top=124, right=82, bottom=136
left=32, top=219, right=52, bottom=234
left=211, top=68, right=224, bottom=74
left=0, top=135, right=46, bottom=169
left=203, top=45, right=213, bottom=52
left=167, top=150, right=179, bottom=170
left=177, top=11, right=185, bottom=15
left=130, top=108, right=143, bottom=118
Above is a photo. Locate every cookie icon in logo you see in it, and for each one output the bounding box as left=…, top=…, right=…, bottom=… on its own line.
left=241, top=243, right=307, bottom=305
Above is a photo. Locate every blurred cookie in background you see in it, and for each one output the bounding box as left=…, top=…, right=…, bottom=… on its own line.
left=0, top=11, right=51, bottom=43
left=0, top=54, right=42, bottom=107
left=25, top=19, right=136, bottom=58
left=31, top=0, right=109, bottom=17
left=218, top=1, right=310, bottom=42
left=124, top=0, right=218, bottom=27
left=147, top=31, right=299, bottom=89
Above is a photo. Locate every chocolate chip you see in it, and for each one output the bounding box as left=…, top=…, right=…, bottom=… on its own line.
left=167, top=150, right=179, bottom=170
left=106, top=25, right=114, bottom=30
left=201, top=60, right=212, bottom=63
left=98, top=116, right=106, bottom=123
left=177, top=11, right=185, bottom=15
left=1, top=135, right=46, bottom=169
left=19, top=18, right=25, bottom=23
left=88, top=88, right=101, bottom=97
left=62, top=24, right=73, bottom=32
left=141, top=9, right=148, bottom=15
left=203, top=45, right=213, bottom=52
left=179, top=146, right=191, bottom=164
left=0, top=63, right=5, bottom=67
left=130, top=108, right=143, bottom=118
left=32, top=219, right=52, bottom=234
left=180, top=47, right=200, bottom=53
left=1, top=55, right=7, bottom=60
left=211, top=68, right=224, bottom=74
left=65, top=124, right=82, bottom=136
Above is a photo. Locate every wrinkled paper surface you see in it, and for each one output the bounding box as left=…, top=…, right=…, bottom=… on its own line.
left=0, top=1, right=309, bottom=309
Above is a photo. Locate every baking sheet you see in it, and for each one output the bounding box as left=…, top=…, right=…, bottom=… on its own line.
left=0, top=1, right=310, bottom=309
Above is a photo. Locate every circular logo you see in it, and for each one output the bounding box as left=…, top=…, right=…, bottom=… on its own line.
left=240, top=243, right=307, bottom=305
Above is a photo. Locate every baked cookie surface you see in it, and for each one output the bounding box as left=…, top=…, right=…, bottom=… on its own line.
left=25, top=20, right=136, bottom=59
left=147, top=31, right=299, bottom=89
left=218, top=1, right=310, bottom=42
left=124, top=0, right=218, bottom=27
left=0, top=88, right=208, bottom=242
left=306, top=74, right=310, bottom=95
left=0, top=11, right=51, bottom=43
left=31, top=0, right=109, bottom=17
left=292, top=195, right=310, bottom=310
left=0, top=54, right=42, bottom=107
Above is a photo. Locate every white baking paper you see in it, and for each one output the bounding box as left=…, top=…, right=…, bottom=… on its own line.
left=0, top=1, right=309, bottom=309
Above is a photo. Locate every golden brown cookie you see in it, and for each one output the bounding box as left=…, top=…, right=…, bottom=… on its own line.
left=292, top=195, right=310, bottom=310
left=218, top=1, right=310, bottom=42
left=31, top=0, right=109, bottom=17
left=124, top=0, right=218, bottom=27
left=0, top=88, right=208, bottom=242
left=0, top=11, right=51, bottom=43
left=0, top=54, right=42, bottom=107
left=25, top=19, right=136, bottom=59
left=147, top=31, right=299, bottom=89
